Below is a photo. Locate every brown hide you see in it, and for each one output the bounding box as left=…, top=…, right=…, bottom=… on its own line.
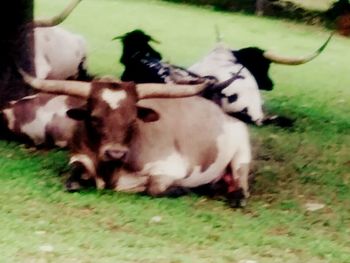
left=125, top=97, right=223, bottom=174
left=69, top=81, right=139, bottom=160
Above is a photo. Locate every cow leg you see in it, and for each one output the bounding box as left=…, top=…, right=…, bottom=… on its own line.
left=66, top=153, right=98, bottom=191
left=227, top=127, right=251, bottom=207
left=146, top=175, right=177, bottom=197
left=65, top=161, right=95, bottom=192
left=226, top=162, right=250, bottom=208
left=113, top=171, right=148, bottom=193
left=155, top=185, right=191, bottom=198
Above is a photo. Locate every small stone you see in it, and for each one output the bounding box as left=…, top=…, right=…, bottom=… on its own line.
left=149, top=216, right=162, bottom=223
left=39, top=244, right=54, bottom=252
left=305, top=202, right=325, bottom=212
left=239, top=260, right=258, bottom=263
left=35, top=231, right=46, bottom=235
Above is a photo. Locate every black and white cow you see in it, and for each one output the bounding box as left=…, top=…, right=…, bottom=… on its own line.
left=114, top=29, right=205, bottom=85
left=114, top=29, right=332, bottom=125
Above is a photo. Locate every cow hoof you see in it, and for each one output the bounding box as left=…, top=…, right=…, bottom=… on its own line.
left=226, top=189, right=246, bottom=208
left=65, top=181, right=82, bottom=192
left=228, top=198, right=247, bottom=208
left=163, top=186, right=191, bottom=198
left=263, top=115, right=295, bottom=128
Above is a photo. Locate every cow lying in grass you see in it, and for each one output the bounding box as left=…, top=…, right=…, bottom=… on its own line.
left=35, top=26, right=91, bottom=81
left=21, top=72, right=252, bottom=207
left=0, top=93, right=84, bottom=147
left=114, top=29, right=332, bottom=126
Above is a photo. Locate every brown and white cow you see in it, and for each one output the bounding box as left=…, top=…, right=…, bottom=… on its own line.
left=21, top=73, right=252, bottom=207
left=0, top=93, right=84, bottom=147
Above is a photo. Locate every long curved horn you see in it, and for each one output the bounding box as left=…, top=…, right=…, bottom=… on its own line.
left=19, top=69, right=91, bottom=98
left=34, top=0, right=82, bottom=27
left=136, top=81, right=210, bottom=99
left=212, top=66, right=245, bottom=92
left=215, top=25, right=223, bottom=42
left=263, top=33, right=334, bottom=65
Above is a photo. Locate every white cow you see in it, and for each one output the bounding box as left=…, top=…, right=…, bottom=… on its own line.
left=34, top=26, right=88, bottom=80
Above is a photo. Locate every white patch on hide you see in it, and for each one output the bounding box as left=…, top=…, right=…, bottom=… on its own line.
left=142, top=152, right=189, bottom=181
left=101, top=89, right=126, bottom=109
left=221, top=73, right=264, bottom=124
left=178, top=120, right=250, bottom=188
left=55, top=140, right=68, bottom=148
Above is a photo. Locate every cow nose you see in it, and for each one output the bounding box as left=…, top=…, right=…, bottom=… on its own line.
left=105, top=149, right=127, bottom=161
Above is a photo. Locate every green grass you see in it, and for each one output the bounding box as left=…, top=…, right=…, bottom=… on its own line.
left=0, top=0, right=349, bottom=262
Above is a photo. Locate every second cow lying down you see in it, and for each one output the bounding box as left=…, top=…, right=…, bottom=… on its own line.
left=22, top=73, right=252, bottom=206
left=0, top=93, right=84, bottom=147
left=115, top=29, right=332, bottom=126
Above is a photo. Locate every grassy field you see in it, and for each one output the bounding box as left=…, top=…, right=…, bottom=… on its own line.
left=0, top=0, right=349, bottom=262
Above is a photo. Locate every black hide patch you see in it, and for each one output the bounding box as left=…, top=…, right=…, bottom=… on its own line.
left=227, top=93, right=238, bottom=103
left=262, top=115, right=295, bottom=128
left=229, top=107, right=254, bottom=124
left=119, top=30, right=164, bottom=83
left=233, top=47, right=274, bottom=91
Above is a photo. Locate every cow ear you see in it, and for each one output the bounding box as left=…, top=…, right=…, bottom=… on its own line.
left=137, top=106, right=159, bottom=122
left=66, top=107, right=89, bottom=121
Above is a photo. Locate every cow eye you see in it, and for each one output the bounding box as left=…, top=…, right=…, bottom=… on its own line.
left=89, top=116, right=102, bottom=127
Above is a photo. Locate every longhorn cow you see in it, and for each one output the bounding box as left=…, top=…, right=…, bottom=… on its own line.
left=20, top=72, right=252, bottom=207
left=115, top=29, right=332, bottom=125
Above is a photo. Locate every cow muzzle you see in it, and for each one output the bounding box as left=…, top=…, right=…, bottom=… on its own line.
left=100, top=144, right=129, bottom=162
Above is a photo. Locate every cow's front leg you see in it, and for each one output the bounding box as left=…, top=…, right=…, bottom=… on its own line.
left=65, top=161, right=95, bottom=191
left=226, top=163, right=250, bottom=208
left=112, top=170, right=148, bottom=193
left=65, top=153, right=98, bottom=191
left=147, top=175, right=186, bottom=197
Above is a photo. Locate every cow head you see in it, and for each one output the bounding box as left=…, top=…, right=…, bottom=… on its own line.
left=233, top=47, right=273, bottom=91
left=66, top=81, right=159, bottom=162
left=113, top=29, right=162, bottom=66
